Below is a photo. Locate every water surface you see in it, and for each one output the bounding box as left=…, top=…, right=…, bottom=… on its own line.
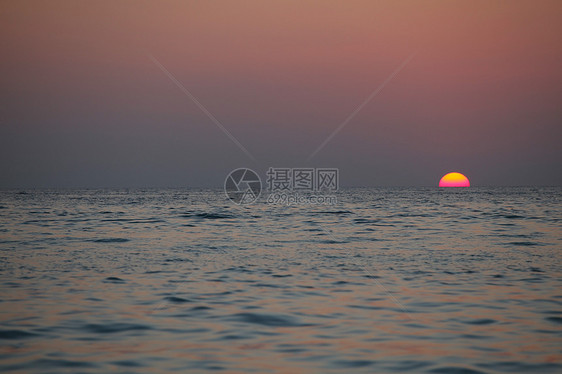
left=0, top=187, right=561, bottom=372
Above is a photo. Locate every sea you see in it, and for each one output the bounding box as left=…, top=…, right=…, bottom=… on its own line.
left=0, top=187, right=560, bottom=373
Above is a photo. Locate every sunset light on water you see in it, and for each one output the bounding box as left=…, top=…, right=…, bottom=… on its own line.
left=1, top=1, right=561, bottom=373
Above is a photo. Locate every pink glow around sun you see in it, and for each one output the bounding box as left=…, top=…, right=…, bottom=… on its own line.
left=439, top=172, right=470, bottom=187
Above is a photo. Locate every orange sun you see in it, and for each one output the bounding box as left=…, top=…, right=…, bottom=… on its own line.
left=439, top=172, right=470, bottom=187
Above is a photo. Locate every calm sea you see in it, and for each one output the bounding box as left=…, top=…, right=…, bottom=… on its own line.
left=0, top=187, right=561, bottom=373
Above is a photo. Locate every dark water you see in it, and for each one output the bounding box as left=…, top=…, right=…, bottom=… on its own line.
left=0, top=187, right=561, bottom=373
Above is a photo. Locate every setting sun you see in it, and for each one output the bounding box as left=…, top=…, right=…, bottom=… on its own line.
left=439, top=172, right=470, bottom=187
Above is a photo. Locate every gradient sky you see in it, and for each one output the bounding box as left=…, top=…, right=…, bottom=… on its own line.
left=1, top=0, right=561, bottom=187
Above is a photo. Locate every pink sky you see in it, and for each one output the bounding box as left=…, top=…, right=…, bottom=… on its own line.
left=1, top=1, right=561, bottom=187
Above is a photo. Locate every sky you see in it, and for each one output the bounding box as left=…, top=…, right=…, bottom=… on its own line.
left=1, top=0, right=561, bottom=188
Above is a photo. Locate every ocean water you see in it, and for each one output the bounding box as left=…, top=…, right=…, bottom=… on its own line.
left=0, top=187, right=561, bottom=373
